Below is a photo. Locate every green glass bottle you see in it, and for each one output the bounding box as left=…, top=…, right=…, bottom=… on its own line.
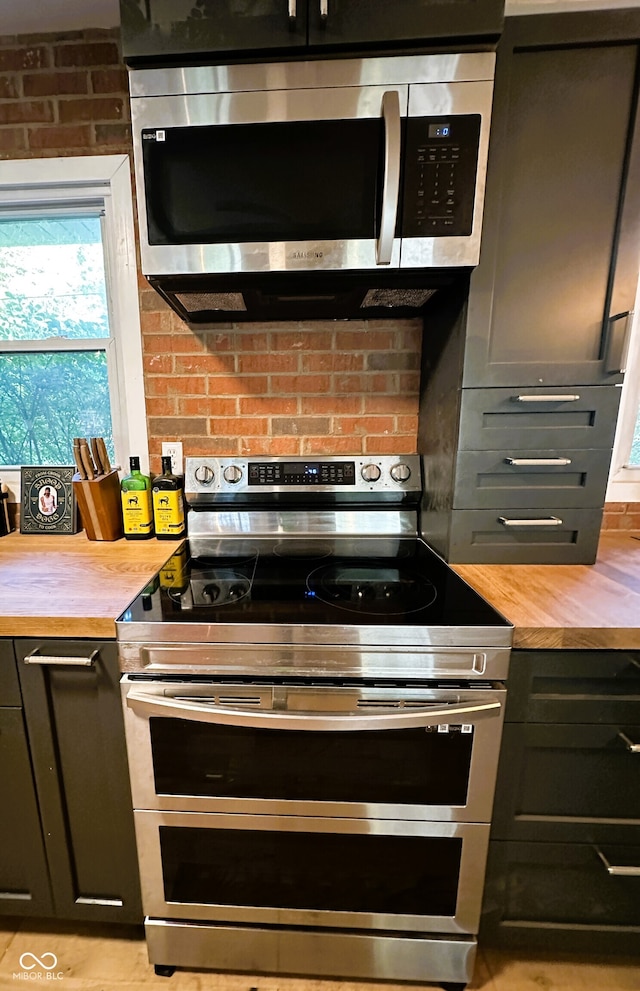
left=152, top=455, right=186, bottom=540
left=120, top=456, right=154, bottom=539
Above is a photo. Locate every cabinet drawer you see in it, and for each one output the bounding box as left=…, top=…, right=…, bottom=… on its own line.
left=453, top=449, right=611, bottom=509
left=492, top=723, right=640, bottom=842
left=458, top=387, right=621, bottom=451
left=506, top=650, right=640, bottom=724
left=448, top=507, right=601, bottom=563
left=0, top=640, right=20, bottom=706
left=481, top=840, right=640, bottom=951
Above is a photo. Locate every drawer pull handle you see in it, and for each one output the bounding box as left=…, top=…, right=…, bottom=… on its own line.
left=596, top=847, right=640, bottom=877
left=618, top=731, right=640, bottom=753
left=498, top=516, right=563, bottom=527
left=511, top=394, right=581, bottom=403
left=504, top=458, right=572, bottom=467
left=23, top=649, right=97, bottom=667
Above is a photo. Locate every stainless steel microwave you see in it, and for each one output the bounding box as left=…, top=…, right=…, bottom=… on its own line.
left=128, top=53, right=495, bottom=322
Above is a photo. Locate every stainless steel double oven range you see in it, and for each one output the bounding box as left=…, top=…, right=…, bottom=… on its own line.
left=117, top=455, right=512, bottom=989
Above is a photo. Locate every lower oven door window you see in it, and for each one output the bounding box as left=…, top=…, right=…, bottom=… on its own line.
left=122, top=680, right=505, bottom=822
left=135, top=811, right=489, bottom=935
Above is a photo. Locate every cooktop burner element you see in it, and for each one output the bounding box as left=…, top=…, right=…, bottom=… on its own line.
left=306, top=563, right=438, bottom=615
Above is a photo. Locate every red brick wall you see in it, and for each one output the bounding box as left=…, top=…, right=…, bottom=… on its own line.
left=0, top=28, right=421, bottom=476
left=601, top=503, right=640, bottom=531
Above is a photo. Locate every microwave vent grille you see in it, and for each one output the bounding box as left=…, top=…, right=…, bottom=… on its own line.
left=361, top=288, right=437, bottom=308
left=175, top=292, right=247, bottom=312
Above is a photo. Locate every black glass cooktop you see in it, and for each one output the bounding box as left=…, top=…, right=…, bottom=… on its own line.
left=118, top=538, right=510, bottom=631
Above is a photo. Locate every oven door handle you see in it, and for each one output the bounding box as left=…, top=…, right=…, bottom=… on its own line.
left=125, top=690, right=501, bottom=730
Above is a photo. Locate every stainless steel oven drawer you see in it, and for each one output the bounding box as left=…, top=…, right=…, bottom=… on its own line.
left=145, top=918, right=478, bottom=985
left=135, top=810, right=490, bottom=936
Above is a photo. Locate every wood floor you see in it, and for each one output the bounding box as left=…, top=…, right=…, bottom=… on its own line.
left=1, top=919, right=639, bottom=991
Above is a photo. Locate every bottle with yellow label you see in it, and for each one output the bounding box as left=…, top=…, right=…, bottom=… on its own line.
left=121, top=456, right=154, bottom=540
left=152, top=456, right=186, bottom=540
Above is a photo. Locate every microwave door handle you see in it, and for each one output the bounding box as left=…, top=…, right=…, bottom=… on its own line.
left=126, top=690, right=501, bottom=730
left=376, top=90, right=401, bottom=265
left=288, top=0, right=297, bottom=21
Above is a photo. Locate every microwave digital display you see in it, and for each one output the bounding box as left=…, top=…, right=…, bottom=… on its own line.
left=429, top=123, right=451, bottom=138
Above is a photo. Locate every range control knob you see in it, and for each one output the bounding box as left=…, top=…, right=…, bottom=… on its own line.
left=223, top=464, right=243, bottom=484
left=194, top=464, right=214, bottom=485
left=390, top=463, right=412, bottom=483
left=361, top=463, right=382, bottom=483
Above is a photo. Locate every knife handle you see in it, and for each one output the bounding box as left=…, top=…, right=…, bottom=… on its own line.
left=96, top=437, right=111, bottom=473
left=90, top=438, right=103, bottom=475
left=73, top=440, right=86, bottom=479
left=79, top=441, right=95, bottom=480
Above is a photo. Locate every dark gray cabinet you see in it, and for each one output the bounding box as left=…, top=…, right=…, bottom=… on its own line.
left=419, top=10, right=640, bottom=563
left=481, top=649, right=640, bottom=954
left=464, top=18, right=640, bottom=389
left=0, top=639, right=53, bottom=916
left=120, top=0, right=504, bottom=66
left=2, top=639, right=142, bottom=924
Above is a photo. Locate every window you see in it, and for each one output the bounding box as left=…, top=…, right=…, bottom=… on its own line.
left=0, top=156, right=148, bottom=496
left=607, top=284, right=640, bottom=502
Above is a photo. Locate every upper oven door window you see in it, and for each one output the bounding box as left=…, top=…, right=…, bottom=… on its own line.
left=123, top=682, right=505, bottom=822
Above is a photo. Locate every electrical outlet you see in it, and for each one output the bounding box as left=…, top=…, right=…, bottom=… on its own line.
left=162, top=441, right=183, bottom=476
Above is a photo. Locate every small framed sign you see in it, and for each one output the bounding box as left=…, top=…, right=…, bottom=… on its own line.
left=20, top=466, right=79, bottom=535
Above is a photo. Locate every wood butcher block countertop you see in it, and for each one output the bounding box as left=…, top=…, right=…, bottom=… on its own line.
left=0, top=529, right=639, bottom=648
left=453, top=531, right=640, bottom=650
left=0, top=531, right=174, bottom=639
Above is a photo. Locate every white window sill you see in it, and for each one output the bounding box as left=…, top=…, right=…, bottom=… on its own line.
left=606, top=466, right=640, bottom=504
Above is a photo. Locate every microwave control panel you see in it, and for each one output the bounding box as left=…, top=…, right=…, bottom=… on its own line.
left=402, top=115, right=482, bottom=237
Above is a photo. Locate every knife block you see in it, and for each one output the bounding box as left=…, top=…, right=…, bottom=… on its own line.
left=73, top=470, right=123, bottom=541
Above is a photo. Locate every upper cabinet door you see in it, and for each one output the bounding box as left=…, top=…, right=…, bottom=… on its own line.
left=120, top=0, right=504, bottom=65
left=120, top=0, right=308, bottom=64
left=307, top=0, right=504, bottom=49
left=464, top=12, right=640, bottom=388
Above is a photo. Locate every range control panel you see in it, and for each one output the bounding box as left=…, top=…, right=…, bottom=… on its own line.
left=402, top=115, right=481, bottom=237
left=185, top=455, right=422, bottom=502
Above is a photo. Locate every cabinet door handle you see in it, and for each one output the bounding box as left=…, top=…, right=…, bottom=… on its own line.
left=288, top=0, right=296, bottom=21
left=504, top=457, right=572, bottom=467
left=498, top=516, right=563, bottom=527
left=618, top=730, right=640, bottom=753
left=319, top=0, right=329, bottom=19
left=23, top=648, right=98, bottom=667
left=376, top=90, right=401, bottom=265
left=595, top=847, right=640, bottom=877
left=511, top=394, right=581, bottom=403
left=604, top=310, right=633, bottom=374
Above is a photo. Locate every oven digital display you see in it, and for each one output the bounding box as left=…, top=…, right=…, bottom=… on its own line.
left=248, top=461, right=356, bottom=485
left=283, top=462, right=318, bottom=476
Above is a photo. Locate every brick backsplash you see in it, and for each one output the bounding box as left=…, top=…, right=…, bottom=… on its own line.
left=601, top=503, right=640, bottom=531
left=0, top=27, right=422, bottom=474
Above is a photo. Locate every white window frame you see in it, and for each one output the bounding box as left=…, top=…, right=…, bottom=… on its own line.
left=0, top=155, right=148, bottom=499
left=607, top=275, right=640, bottom=504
